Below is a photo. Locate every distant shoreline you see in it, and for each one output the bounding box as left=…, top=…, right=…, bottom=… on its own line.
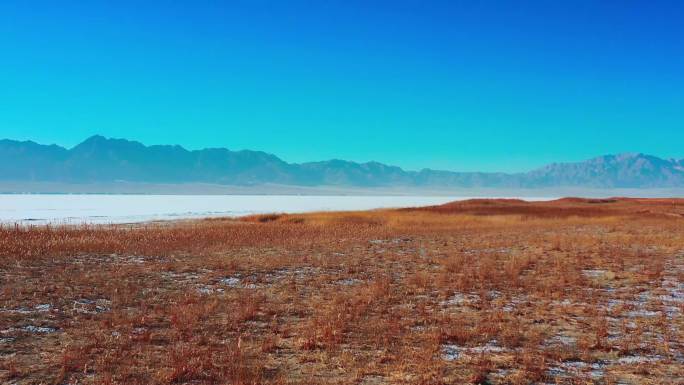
left=1, top=181, right=684, bottom=198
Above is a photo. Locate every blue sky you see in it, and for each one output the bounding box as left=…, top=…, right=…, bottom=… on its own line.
left=0, top=1, right=682, bottom=172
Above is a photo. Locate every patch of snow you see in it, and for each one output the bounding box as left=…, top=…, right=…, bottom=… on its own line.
left=370, top=238, right=411, bottom=245
left=615, top=355, right=663, bottom=365
left=73, top=298, right=111, bottom=314
left=546, top=334, right=576, bottom=346
left=161, top=271, right=204, bottom=282
left=219, top=276, right=257, bottom=289
left=441, top=340, right=507, bottom=361
left=548, top=361, right=606, bottom=379
left=442, top=344, right=461, bottom=361
left=582, top=269, right=607, bottom=278
left=469, top=340, right=506, bottom=354
left=197, top=286, right=224, bottom=294
left=358, top=375, right=385, bottom=385
left=220, top=277, right=241, bottom=287
left=22, top=325, right=57, bottom=334
left=335, top=278, right=363, bottom=286
left=502, top=295, right=527, bottom=312
left=626, top=309, right=660, bottom=318
left=441, top=292, right=480, bottom=307
left=0, top=307, right=33, bottom=314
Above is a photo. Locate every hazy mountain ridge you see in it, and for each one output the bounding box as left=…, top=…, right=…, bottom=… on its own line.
left=527, top=153, right=684, bottom=188
left=2, top=135, right=684, bottom=188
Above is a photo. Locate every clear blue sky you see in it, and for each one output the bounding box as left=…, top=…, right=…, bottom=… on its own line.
left=0, top=1, right=682, bottom=172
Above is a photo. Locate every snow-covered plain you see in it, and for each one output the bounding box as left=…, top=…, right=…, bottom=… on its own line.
left=0, top=194, right=554, bottom=225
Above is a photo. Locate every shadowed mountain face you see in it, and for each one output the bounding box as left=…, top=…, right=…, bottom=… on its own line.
left=2, top=135, right=684, bottom=188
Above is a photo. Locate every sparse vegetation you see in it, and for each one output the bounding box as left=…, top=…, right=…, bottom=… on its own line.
left=1, top=198, right=684, bottom=384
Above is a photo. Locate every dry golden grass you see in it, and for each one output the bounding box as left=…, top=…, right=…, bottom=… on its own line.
left=1, top=198, right=684, bottom=384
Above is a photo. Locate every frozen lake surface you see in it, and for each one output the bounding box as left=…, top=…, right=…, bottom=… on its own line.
left=0, top=194, right=553, bottom=225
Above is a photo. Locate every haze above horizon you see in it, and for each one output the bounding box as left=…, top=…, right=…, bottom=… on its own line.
left=1, top=1, right=683, bottom=172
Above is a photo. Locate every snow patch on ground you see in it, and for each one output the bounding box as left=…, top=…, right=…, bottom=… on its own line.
left=441, top=340, right=507, bottom=361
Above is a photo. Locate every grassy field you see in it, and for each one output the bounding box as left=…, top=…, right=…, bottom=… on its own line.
left=1, top=198, right=684, bottom=384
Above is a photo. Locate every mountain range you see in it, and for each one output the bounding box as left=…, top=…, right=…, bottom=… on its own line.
left=2, top=135, right=684, bottom=189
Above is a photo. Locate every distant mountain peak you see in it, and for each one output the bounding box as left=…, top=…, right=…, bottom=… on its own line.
left=84, top=134, right=107, bottom=141
left=76, top=134, right=113, bottom=146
